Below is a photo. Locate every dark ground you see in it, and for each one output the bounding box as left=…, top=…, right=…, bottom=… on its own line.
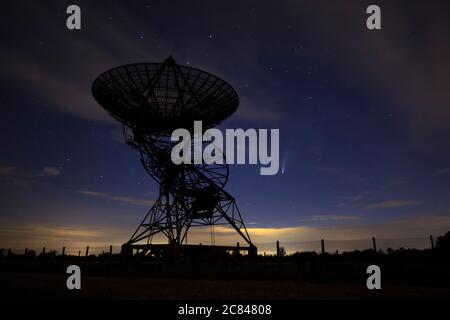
left=1, top=249, right=450, bottom=299
left=2, top=272, right=450, bottom=300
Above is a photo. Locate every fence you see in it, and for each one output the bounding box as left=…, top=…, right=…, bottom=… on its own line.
left=3, top=245, right=122, bottom=257
left=259, top=236, right=436, bottom=256
left=0, top=235, right=438, bottom=257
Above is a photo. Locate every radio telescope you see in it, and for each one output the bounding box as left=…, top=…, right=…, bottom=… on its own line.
left=92, top=56, right=256, bottom=257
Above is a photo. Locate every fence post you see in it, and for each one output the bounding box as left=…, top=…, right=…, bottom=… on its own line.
left=42, top=246, right=46, bottom=254
left=8, top=248, right=11, bottom=256
left=430, top=235, right=435, bottom=249
left=372, top=237, right=377, bottom=252
left=109, top=245, right=113, bottom=255
left=276, top=241, right=280, bottom=257
left=62, top=246, right=66, bottom=255
left=25, top=248, right=28, bottom=255
left=321, top=239, right=325, bottom=254
left=85, top=246, right=89, bottom=257
left=78, top=250, right=81, bottom=257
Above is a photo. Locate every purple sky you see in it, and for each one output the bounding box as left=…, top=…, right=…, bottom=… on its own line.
left=0, top=0, right=450, bottom=252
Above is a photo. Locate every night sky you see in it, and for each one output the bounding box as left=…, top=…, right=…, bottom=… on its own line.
left=1, top=0, right=450, bottom=253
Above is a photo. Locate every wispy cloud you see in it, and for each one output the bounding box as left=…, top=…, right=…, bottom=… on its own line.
left=432, top=167, right=450, bottom=177
left=0, top=165, right=61, bottom=186
left=0, top=166, right=16, bottom=175
left=314, top=165, right=365, bottom=184
left=336, top=189, right=422, bottom=211
left=207, top=214, right=450, bottom=243
left=0, top=2, right=170, bottom=124
left=366, top=200, right=422, bottom=210
left=384, top=180, right=412, bottom=188
left=76, top=190, right=155, bottom=207
left=1, top=213, right=449, bottom=252
left=0, top=225, right=129, bottom=249
left=234, top=96, right=284, bottom=123
left=0, top=49, right=111, bottom=123
left=42, top=166, right=61, bottom=177
left=299, top=215, right=361, bottom=223
left=301, top=2, right=450, bottom=135
left=335, top=195, right=364, bottom=202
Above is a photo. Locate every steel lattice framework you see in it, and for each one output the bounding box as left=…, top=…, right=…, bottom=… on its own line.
left=92, top=56, right=255, bottom=255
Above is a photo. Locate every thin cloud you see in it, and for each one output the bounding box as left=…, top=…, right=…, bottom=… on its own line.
left=299, top=215, right=361, bottom=222
left=432, top=167, right=450, bottom=177
left=335, top=195, right=364, bottom=202
left=42, top=166, right=61, bottom=177
left=0, top=166, right=60, bottom=186
left=314, top=165, right=365, bottom=184
left=384, top=180, right=412, bottom=188
left=0, top=225, right=129, bottom=250
left=0, top=166, right=16, bottom=175
left=76, top=190, right=155, bottom=207
left=366, top=200, right=422, bottom=210
left=234, top=96, right=284, bottom=123
left=300, top=1, right=450, bottom=135
left=0, top=2, right=171, bottom=124
left=1, top=214, right=449, bottom=252
left=209, top=214, right=450, bottom=243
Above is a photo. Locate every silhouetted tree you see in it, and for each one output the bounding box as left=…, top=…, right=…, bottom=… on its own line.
left=436, top=231, right=450, bottom=253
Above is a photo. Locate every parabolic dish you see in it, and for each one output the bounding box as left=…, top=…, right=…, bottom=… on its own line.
left=92, top=57, right=239, bottom=134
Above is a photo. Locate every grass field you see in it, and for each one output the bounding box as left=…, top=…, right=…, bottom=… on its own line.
left=1, top=272, right=450, bottom=300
